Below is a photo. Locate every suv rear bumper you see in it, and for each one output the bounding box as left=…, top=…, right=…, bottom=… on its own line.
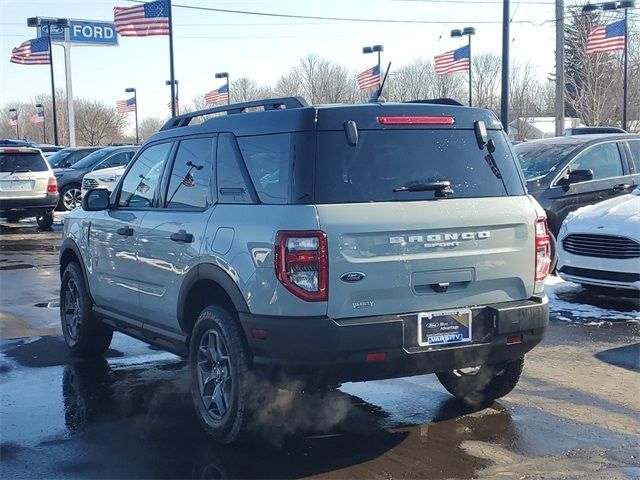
left=0, top=194, right=59, bottom=216
left=240, top=295, right=548, bottom=383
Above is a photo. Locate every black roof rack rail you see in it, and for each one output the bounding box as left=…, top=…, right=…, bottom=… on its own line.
left=404, top=98, right=464, bottom=106
left=160, top=96, right=309, bottom=131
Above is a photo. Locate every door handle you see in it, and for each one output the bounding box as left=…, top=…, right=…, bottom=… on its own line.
left=170, top=229, right=193, bottom=243
left=116, top=227, right=134, bottom=237
left=613, top=183, right=631, bottom=192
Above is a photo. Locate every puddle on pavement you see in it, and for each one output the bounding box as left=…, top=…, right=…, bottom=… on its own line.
left=0, top=263, right=34, bottom=271
left=34, top=301, right=59, bottom=309
left=2, top=335, right=639, bottom=479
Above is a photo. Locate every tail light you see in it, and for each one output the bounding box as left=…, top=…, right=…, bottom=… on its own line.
left=535, top=217, right=551, bottom=281
left=47, top=176, right=58, bottom=193
left=275, top=231, right=328, bottom=302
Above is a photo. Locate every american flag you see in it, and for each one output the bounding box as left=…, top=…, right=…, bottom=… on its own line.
left=204, top=83, right=229, bottom=105
left=434, top=45, right=470, bottom=75
left=116, top=97, right=136, bottom=113
left=8, top=111, right=17, bottom=126
left=114, top=0, right=170, bottom=37
left=181, top=172, right=195, bottom=187
left=10, top=38, right=51, bottom=65
left=357, top=65, right=380, bottom=90
left=586, top=20, right=625, bottom=55
left=167, top=98, right=179, bottom=113
left=30, top=111, right=44, bottom=124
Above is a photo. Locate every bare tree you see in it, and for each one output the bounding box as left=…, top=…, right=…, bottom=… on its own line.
left=472, top=53, right=501, bottom=110
left=138, top=117, right=165, bottom=141
left=74, top=99, right=126, bottom=145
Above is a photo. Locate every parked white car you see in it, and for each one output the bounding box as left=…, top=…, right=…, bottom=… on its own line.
left=557, top=188, right=640, bottom=291
left=81, top=165, right=125, bottom=197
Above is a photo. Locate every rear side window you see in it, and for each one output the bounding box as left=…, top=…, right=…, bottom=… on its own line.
left=165, top=137, right=214, bottom=210
left=103, top=151, right=133, bottom=169
left=627, top=140, right=639, bottom=166
left=238, top=134, right=291, bottom=205
left=217, top=133, right=254, bottom=204
left=0, top=152, right=48, bottom=172
left=314, top=129, right=525, bottom=204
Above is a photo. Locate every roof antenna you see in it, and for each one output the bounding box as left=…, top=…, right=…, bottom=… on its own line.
left=369, top=62, right=392, bottom=103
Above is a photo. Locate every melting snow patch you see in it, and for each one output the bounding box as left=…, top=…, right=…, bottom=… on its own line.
left=545, top=276, right=640, bottom=324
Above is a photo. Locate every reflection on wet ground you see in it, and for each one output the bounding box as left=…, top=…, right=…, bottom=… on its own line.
left=1, top=332, right=639, bottom=479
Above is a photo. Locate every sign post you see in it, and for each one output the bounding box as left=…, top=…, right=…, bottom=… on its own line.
left=37, top=18, right=118, bottom=147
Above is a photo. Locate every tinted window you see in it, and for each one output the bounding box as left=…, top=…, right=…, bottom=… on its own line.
left=118, top=143, right=172, bottom=208
left=566, top=142, right=623, bottom=181
left=102, top=151, right=133, bottom=169
left=0, top=152, right=48, bottom=172
left=71, top=149, right=113, bottom=170
left=165, top=137, right=214, bottom=209
left=315, top=130, right=525, bottom=204
left=515, top=142, right=581, bottom=180
left=238, top=134, right=291, bottom=204
left=217, top=133, right=254, bottom=204
left=48, top=148, right=98, bottom=168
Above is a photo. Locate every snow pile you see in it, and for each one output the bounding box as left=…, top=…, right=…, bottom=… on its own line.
left=545, top=276, right=640, bottom=324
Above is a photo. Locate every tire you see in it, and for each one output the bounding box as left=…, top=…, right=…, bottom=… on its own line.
left=36, top=210, right=54, bottom=228
left=60, top=262, right=113, bottom=358
left=436, top=356, right=525, bottom=405
left=189, top=305, right=250, bottom=444
left=59, top=184, right=82, bottom=211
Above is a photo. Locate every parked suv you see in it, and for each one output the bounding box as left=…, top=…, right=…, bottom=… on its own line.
left=0, top=147, right=58, bottom=227
left=61, top=97, right=550, bottom=443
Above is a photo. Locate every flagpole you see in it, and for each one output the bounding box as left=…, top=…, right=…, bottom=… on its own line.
left=468, top=35, right=472, bottom=107
left=47, top=33, right=59, bottom=145
left=168, top=0, right=176, bottom=118
left=622, top=8, right=628, bottom=131
left=134, top=89, right=139, bottom=144
left=226, top=76, right=230, bottom=105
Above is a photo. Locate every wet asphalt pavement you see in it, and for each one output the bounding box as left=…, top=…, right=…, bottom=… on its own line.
left=1, top=217, right=639, bottom=479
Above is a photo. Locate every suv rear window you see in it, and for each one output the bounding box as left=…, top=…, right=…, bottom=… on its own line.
left=0, top=151, right=48, bottom=173
left=314, top=129, right=525, bottom=203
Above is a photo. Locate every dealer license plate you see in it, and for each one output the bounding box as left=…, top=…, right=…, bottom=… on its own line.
left=0, top=180, right=33, bottom=192
left=418, top=309, right=472, bottom=347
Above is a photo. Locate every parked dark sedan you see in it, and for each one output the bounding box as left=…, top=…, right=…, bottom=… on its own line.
left=54, top=146, right=139, bottom=211
left=47, top=146, right=102, bottom=169
left=514, top=134, right=640, bottom=236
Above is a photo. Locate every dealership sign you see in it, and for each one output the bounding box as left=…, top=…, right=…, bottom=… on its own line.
left=38, top=18, right=118, bottom=46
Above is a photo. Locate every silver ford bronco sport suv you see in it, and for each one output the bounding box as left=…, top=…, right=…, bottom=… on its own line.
left=60, top=97, right=550, bottom=443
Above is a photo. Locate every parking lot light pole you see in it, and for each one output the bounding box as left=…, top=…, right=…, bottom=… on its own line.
left=363, top=44, right=384, bottom=87
left=36, top=103, right=46, bottom=143
left=582, top=1, right=635, bottom=130
left=9, top=109, right=18, bottom=138
left=215, top=72, right=230, bottom=104
left=166, top=79, right=179, bottom=115
left=451, top=27, right=476, bottom=106
left=125, top=88, right=138, bottom=144
left=27, top=17, right=69, bottom=146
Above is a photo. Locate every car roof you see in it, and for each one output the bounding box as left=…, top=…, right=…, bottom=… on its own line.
left=150, top=99, right=503, bottom=143
left=0, top=147, right=42, bottom=154
left=517, top=133, right=640, bottom=147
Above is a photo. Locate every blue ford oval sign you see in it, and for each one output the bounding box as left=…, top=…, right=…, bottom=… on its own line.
left=341, top=272, right=366, bottom=283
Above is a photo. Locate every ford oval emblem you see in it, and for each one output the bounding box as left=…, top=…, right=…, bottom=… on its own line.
left=341, top=272, right=366, bottom=283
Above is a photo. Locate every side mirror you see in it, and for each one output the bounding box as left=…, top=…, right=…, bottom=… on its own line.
left=82, top=188, right=110, bottom=211
left=562, top=169, right=593, bottom=185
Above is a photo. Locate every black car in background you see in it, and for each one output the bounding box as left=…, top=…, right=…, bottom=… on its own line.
left=54, top=146, right=139, bottom=211
left=514, top=134, right=640, bottom=236
left=47, top=147, right=102, bottom=169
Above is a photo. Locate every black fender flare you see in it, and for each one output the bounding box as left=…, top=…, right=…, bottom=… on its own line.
left=177, top=263, right=250, bottom=329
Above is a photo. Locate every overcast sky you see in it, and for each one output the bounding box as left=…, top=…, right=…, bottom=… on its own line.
left=1, top=0, right=560, bottom=121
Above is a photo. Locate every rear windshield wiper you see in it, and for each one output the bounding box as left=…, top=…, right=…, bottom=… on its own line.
left=393, top=180, right=453, bottom=197
left=9, top=168, right=32, bottom=175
